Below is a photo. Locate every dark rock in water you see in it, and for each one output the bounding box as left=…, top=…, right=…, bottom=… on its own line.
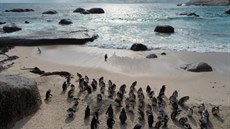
left=81, top=11, right=90, bottom=14
left=73, top=8, right=85, bottom=13
left=5, top=8, right=34, bottom=12
left=179, top=12, right=199, bottom=17
left=186, top=0, right=229, bottom=6
left=3, top=24, right=22, bottom=33
left=180, top=62, right=213, bottom=72
left=225, top=9, right=230, bottom=14
left=88, top=8, right=105, bottom=14
left=130, top=43, right=148, bottom=51
left=161, top=52, right=166, bottom=55
left=0, top=22, right=6, bottom=25
left=154, top=25, right=174, bottom=33
left=42, top=10, right=57, bottom=14
left=0, top=75, right=42, bottom=129
left=177, top=3, right=182, bottom=6
left=59, top=19, right=73, bottom=25
left=146, top=54, right=158, bottom=58
left=25, top=21, right=30, bottom=24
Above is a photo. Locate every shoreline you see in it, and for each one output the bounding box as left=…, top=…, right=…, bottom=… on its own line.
left=2, top=45, right=230, bottom=129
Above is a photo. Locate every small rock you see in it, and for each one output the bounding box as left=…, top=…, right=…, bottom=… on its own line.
left=25, top=21, right=29, bottom=24
left=225, top=9, right=230, bottom=14
left=42, top=10, right=57, bottom=14
left=146, top=54, right=158, bottom=58
left=161, top=52, right=166, bottom=55
left=73, top=8, right=85, bottom=13
left=87, top=8, right=105, bottom=14
left=154, top=25, right=174, bottom=33
left=3, top=24, right=22, bottom=33
left=179, top=12, right=199, bottom=17
left=59, top=19, right=73, bottom=25
left=0, top=22, right=6, bottom=25
left=130, top=43, right=148, bottom=51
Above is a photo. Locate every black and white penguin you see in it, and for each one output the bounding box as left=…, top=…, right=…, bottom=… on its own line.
left=119, top=108, right=127, bottom=125
left=107, top=117, right=115, bottom=129
left=178, top=96, right=189, bottom=106
left=148, top=113, right=154, bottom=128
left=212, top=106, right=220, bottom=115
left=85, top=105, right=90, bottom=119
left=45, top=89, right=53, bottom=100
left=62, top=81, right=68, bottom=92
left=106, top=104, right=114, bottom=118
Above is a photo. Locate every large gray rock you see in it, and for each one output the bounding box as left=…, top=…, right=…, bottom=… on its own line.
left=225, top=9, right=230, bottom=14
left=5, top=8, right=34, bottom=12
left=130, top=43, right=148, bottom=51
left=154, top=25, right=174, bottom=33
left=59, top=19, right=73, bottom=25
left=87, top=8, right=105, bottom=14
left=42, top=10, right=57, bottom=14
left=0, top=75, right=42, bottom=129
left=3, top=24, right=22, bottom=33
left=180, top=62, right=213, bottom=72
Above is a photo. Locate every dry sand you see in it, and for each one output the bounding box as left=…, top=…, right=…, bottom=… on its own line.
left=2, top=46, right=230, bottom=129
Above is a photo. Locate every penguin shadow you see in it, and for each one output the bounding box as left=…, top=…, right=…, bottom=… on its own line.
left=84, top=117, right=90, bottom=125
left=65, top=116, right=75, bottom=124
left=66, top=97, right=74, bottom=103
left=115, top=106, right=121, bottom=114
left=60, top=90, right=66, bottom=95
left=127, top=111, right=135, bottom=122
left=77, top=91, right=83, bottom=98
left=188, top=116, right=197, bottom=126
left=44, top=99, right=51, bottom=104
left=152, top=106, right=158, bottom=113
left=172, top=120, right=183, bottom=128
left=208, top=120, right=214, bottom=129
left=214, top=115, right=224, bottom=123
left=120, top=123, right=127, bottom=129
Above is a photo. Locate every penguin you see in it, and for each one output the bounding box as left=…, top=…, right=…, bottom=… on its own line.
left=86, top=85, right=92, bottom=94
left=138, top=108, right=145, bottom=121
left=154, top=121, right=161, bottom=129
left=91, top=115, right=99, bottom=129
left=179, top=117, right=188, bottom=126
left=107, top=117, right=115, bottom=129
left=91, top=79, right=97, bottom=91
left=45, top=89, right=53, bottom=100
left=105, top=54, right=108, bottom=62
left=130, top=81, right=137, bottom=91
left=85, top=75, right=89, bottom=84
left=187, top=107, right=193, bottom=117
left=73, top=97, right=80, bottom=107
left=99, top=76, right=104, bottom=83
left=146, top=85, right=151, bottom=95
left=178, top=96, right=189, bottom=106
left=97, top=94, right=103, bottom=102
left=198, top=103, right=205, bottom=114
left=68, top=84, right=75, bottom=98
left=212, top=106, right=220, bottom=115
left=148, top=113, right=154, bottom=128
left=62, top=81, right=68, bottom=92
left=159, top=85, right=166, bottom=97
left=66, top=74, right=71, bottom=85
left=162, top=115, right=169, bottom=128
left=171, top=109, right=182, bottom=120
left=119, top=108, right=127, bottom=125
left=149, top=91, right=154, bottom=99
left=133, top=123, right=142, bottom=129
left=151, top=96, right=157, bottom=106
left=67, top=108, right=76, bottom=118
left=77, top=72, right=82, bottom=80
left=115, top=98, right=122, bottom=107
left=85, top=105, right=90, bottom=119
left=106, top=104, right=114, bottom=118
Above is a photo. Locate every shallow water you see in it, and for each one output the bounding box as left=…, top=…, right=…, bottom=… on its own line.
left=0, top=3, right=230, bottom=52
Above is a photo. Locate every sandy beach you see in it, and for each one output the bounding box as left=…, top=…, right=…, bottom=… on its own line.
left=2, top=46, right=230, bottom=129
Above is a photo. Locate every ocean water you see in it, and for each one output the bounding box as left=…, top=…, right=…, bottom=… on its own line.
left=0, top=3, right=230, bottom=52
